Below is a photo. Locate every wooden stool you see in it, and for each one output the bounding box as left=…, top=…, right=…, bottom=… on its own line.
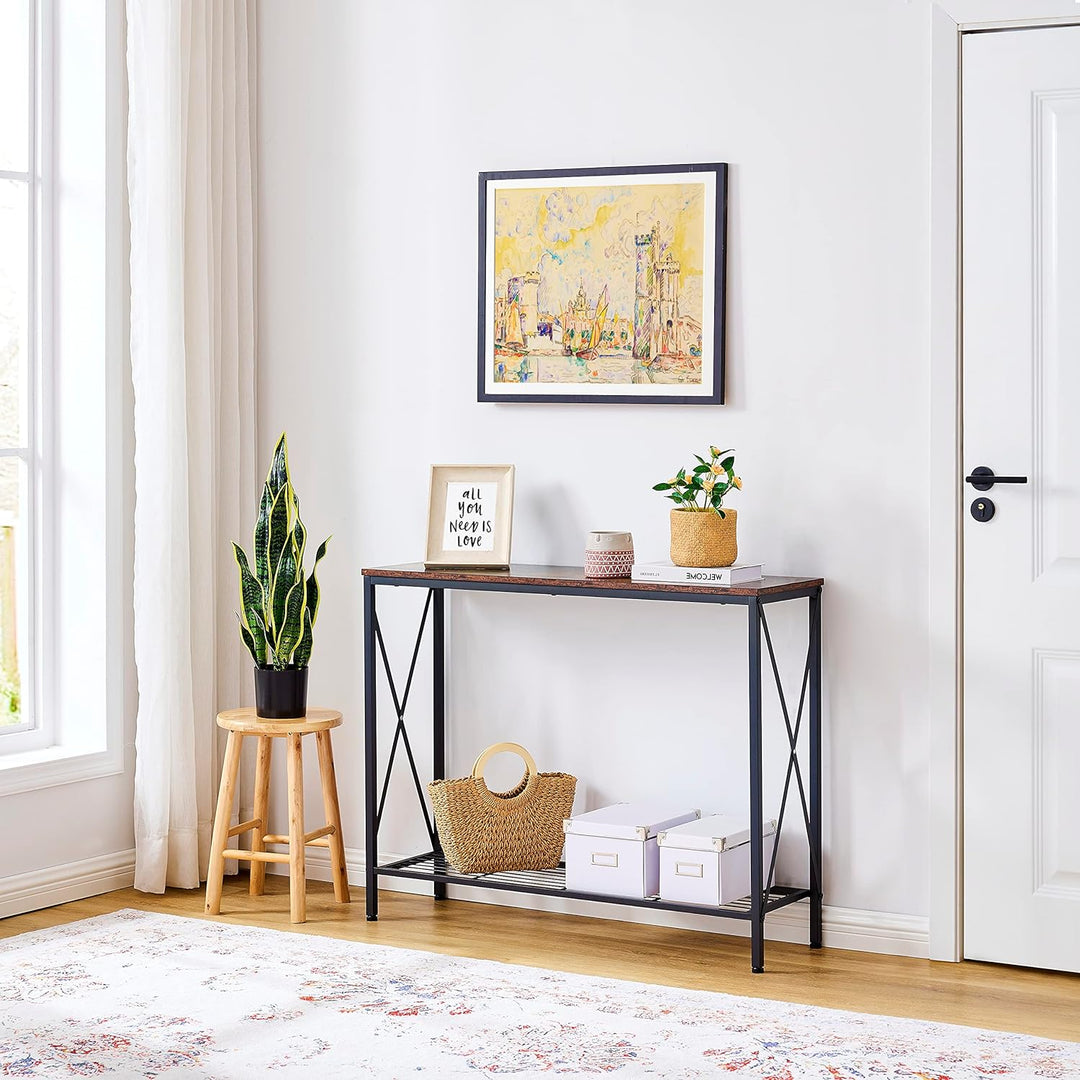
left=205, top=707, right=350, bottom=923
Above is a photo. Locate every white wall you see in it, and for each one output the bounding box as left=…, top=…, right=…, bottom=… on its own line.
left=256, top=0, right=933, bottom=927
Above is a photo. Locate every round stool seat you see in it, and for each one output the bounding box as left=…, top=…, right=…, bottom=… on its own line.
left=217, top=707, right=342, bottom=736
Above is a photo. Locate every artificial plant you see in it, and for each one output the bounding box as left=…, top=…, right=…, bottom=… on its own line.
left=653, top=444, right=743, bottom=516
left=232, top=433, right=330, bottom=670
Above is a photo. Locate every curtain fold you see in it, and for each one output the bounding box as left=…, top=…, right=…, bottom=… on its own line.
left=127, top=0, right=258, bottom=893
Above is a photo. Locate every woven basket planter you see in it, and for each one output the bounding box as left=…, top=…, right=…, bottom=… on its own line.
left=428, top=742, right=577, bottom=875
left=670, top=507, right=738, bottom=568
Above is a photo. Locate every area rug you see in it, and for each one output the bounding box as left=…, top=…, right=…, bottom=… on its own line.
left=0, top=910, right=1076, bottom=1078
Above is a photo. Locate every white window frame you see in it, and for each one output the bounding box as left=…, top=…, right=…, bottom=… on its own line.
left=0, top=0, right=49, bottom=753
left=0, top=0, right=126, bottom=794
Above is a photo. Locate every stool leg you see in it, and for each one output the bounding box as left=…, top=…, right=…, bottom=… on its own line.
left=286, top=732, right=306, bottom=923
left=250, top=736, right=273, bottom=896
left=205, top=730, right=243, bottom=915
left=316, top=729, right=351, bottom=903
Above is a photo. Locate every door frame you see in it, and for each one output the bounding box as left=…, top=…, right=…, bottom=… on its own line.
left=929, top=0, right=1080, bottom=963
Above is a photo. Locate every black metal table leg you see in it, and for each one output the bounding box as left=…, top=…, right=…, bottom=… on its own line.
left=809, top=588, right=823, bottom=948
left=364, top=577, right=379, bottom=921
left=432, top=588, right=447, bottom=901
left=748, top=598, right=765, bottom=973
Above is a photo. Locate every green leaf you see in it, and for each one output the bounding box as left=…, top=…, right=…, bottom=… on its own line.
left=236, top=614, right=260, bottom=665
left=294, top=537, right=330, bottom=668
left=232, top=543, right=266, bottom=665
left=265, top=485, right=292, bottom=634
left=253, top=482, right=273, bottom=598
left=308, top=538, right=329, bottom=624
left=252, top=609, right=275, bottom=667
left=720, top=456, right=735, bottom=471
left=293, top=496, right=308, bottom=569
left=692, top=464, right=710, bottom=474
left=294, top=609, right=314, bottom=670
left=694, top=454, right=707, bottom=466
left=270, top=532, right=299, bottom=638
left=294, top=538, right=329, bottom=667
left=275, top=577, right=307, bottom=665
left=718, top=508, right=726, bottom=519
left=266, top=432, right=289, bottom=494
left=652, top=482, right=672, bottom=491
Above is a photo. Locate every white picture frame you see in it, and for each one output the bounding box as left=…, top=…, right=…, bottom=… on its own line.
left=425, top=464, right=515, bottom=569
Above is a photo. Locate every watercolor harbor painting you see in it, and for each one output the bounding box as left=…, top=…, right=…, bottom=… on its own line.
left=477, top=164, right=727, bottom=404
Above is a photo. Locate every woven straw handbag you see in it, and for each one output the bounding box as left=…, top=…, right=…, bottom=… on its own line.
left=428, top=742, right=577, bottom=875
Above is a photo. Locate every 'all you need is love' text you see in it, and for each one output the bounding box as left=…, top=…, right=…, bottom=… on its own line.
left=443, top=481, right=497, bottom=551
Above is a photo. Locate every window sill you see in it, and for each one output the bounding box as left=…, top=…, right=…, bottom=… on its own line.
left=0, top=742, right=124, bottom=796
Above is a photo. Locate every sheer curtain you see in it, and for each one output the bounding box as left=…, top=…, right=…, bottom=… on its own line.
left=127, top=0, right=258, bottom=892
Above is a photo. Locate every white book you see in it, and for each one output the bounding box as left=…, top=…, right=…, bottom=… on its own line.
left=631, top=561, right=764, bottom=586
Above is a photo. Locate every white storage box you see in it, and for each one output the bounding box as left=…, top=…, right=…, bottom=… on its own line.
left=563, top=803, right=700, bottom=899
left=658, top=814, right=777, bottom=906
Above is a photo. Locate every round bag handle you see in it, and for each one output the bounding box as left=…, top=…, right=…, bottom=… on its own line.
left=470, top=742, right=539, bottom=810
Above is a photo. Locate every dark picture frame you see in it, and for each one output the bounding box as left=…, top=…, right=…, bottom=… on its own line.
left=477, top=162, right=727, bottom=405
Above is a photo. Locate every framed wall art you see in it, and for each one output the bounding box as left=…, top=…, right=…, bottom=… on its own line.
left=425, top=464, right=515, bottom=569
left=477, top=162, right=727, bottom=406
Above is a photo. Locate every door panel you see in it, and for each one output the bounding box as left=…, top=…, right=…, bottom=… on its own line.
left=963, top=26, right=1080, bottom=972
left=1033, top=650, right=1080, bottom=899
left=1035, top=91, right=1080, bottom=579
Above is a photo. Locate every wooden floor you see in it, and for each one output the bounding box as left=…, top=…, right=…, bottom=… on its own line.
left=3, top=876, right=1079, bottom=1043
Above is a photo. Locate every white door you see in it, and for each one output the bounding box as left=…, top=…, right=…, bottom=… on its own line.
left=963, top=25, right=1080, bottom=972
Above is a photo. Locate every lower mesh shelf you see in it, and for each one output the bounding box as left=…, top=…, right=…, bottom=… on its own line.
left=377, top=851, right=809, bottom=916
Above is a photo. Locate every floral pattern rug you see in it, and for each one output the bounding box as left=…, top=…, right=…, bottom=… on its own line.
left=0, top=909, right=1076, bottom=1078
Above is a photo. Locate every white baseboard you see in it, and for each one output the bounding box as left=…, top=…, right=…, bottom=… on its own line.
left=0, top=843, right=928, bottom=960
left=267, top=847, right=930, bottom=960
left=0, top=849, right=136, bottom=920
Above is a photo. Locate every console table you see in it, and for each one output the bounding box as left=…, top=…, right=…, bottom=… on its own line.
left=362, top=563, right=823, bottom=973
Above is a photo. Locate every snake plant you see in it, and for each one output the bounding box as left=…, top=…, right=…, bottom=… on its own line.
left=232, top=433, right=329, bottom=670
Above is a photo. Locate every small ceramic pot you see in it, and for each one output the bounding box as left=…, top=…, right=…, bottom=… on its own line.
left=584, top=530, right=634, bottom=578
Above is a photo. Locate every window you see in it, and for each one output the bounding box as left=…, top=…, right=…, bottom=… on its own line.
left=0, top=0, right=39, bottom=743
left=0, top=0, right=124, bottom=790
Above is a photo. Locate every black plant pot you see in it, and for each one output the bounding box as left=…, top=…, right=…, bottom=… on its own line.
left=254, top=665, right=309, bottom=720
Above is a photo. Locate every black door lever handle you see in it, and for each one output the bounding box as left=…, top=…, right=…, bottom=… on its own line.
left=965, top=466, right=1028, bottom=491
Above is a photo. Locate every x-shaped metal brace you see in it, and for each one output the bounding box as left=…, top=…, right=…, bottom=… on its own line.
left=372, top=588, right=438, bottom=850
left=758, top=600, right=822, bottom=900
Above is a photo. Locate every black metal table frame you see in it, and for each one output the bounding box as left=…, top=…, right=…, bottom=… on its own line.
left=362, top=570, right=822, bottom=973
